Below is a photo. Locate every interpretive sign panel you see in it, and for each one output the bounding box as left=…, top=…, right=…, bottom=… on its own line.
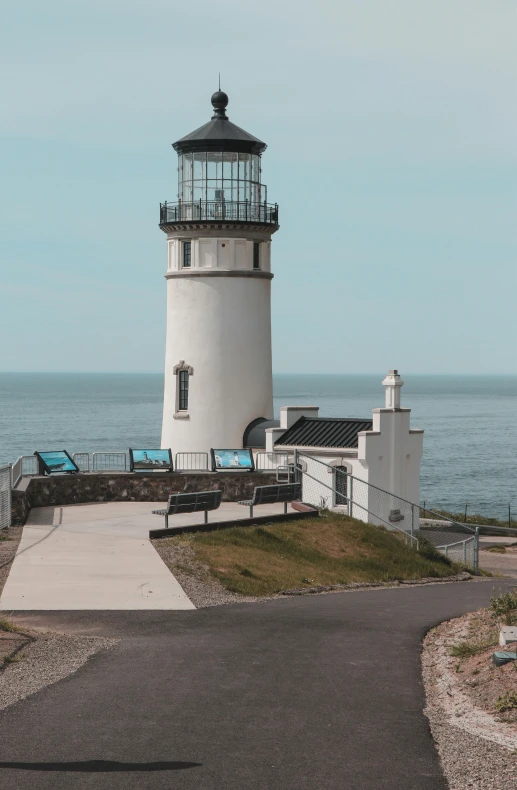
left=129, top=449, right=173, bottom=472
left=35, top=450, right=79, bottom=475
left=211, top=448, right=254, bottom=472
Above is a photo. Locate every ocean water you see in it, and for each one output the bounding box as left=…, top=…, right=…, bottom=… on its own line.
left=0, top=373, right=515, bottom=519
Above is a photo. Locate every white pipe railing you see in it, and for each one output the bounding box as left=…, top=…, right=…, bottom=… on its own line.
left=92, top=452, right=127, bottom=472
left=7, top=448, right=291, bottom=487
left=11, top=457, right=22, bottom=489
left=254, top=452, right=290, bottom=471
left=0, top=464, right=12, bottom=530
left=174, top=452, right=209, bottom=472
left=72, top=453, right=90, bottom=472
left=11, top=456, right=39, bottom=488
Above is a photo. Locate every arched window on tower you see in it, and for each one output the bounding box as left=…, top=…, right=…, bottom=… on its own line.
left=178, top=370, right=189, bottom=411
left=173, top=361, right=194, bottom=415
left=253, top=242, right=260, bottom=269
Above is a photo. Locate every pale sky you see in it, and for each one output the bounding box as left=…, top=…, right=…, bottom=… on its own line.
left=1, top=0, right=516, bottom=373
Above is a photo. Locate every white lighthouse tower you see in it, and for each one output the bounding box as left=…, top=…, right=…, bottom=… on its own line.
left=160, top=90, right=279, bottom=453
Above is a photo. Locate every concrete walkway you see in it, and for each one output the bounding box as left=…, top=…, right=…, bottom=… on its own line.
left=0, top=501, right=303, bottom=611
left=0, top=503, right=195, bottom=611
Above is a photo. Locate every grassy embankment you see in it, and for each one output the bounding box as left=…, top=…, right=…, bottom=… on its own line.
left=170, top=511, right=460, bottom=597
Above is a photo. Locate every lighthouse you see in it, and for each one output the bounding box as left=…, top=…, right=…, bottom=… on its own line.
left=160, top=90, right=279, bottom=453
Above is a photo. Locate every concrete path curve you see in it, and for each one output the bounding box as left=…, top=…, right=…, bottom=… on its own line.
left=2, top=580, right=513, bottom=790
left=0, top=503, right=194, bottom=610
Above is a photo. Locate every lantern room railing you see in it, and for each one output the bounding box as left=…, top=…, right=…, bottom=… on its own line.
left=159, top=200, right=279, bottom=226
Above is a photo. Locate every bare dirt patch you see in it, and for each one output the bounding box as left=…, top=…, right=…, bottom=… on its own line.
left=453, top=608, right=517, bottom=725
left=423, top=592, right=517, bottom=789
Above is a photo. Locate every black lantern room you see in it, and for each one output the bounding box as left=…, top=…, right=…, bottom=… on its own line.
left=160, top=92, right=278, bottom=227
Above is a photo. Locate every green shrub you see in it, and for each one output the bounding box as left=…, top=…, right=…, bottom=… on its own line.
left=495, top=691, right=517, bottom=713
left=490, top=589, right=517, bottom=624
left=418, top=537, right=452, bottom=566
left=0, top=617, right=20, bottom=633
left=450, top=639, right=497, bottom=658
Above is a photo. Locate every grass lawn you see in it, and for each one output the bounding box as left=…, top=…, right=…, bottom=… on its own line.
left=180, top=511, right=460, bottom=596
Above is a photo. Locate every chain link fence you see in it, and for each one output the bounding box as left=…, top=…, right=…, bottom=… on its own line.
left=296, top=452, right=477, bottom=568
left=0, top=465, right=12, bottom=530
left=296, top=453, right=419, bottom=549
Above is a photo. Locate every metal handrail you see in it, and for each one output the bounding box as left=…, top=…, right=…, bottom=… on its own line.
left=296, top=460, right=419, bottom=549
left=174, top=452, right=209, bottom=472
left=160, top=199, right=279, bottom=225
left=254, top=452, right=290, bottom=471
left=72, top=453, right=90, bottom=472
left=0, top=464, right=11, bottom=530
left=10, top=457, right=22, bottom=489
left=437, top=536, right=476, bottom=566
left=11, top=455, right=39, bottom=488
left=92, top=452, right=127, bottom=472
left=297, top=452, right=476, bottom=535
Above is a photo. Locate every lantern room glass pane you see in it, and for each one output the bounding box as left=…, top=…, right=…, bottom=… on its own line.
left=178, top=149, right=265, bottom=206
left=193, top=152, right=205, bottom=180
left=251, top=155, right=260, bottom=183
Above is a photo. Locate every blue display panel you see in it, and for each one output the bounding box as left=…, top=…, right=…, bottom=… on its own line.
left=129, top=449, right=173, bottom=472
left=211, top=449, right=254, bottom=472
left=35, top=451, right=79, bottom=475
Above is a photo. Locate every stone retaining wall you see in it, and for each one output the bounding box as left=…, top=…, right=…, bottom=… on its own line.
left=10, top=472, right=277, bottom=526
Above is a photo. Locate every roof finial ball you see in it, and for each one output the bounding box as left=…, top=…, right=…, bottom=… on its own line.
left=211, top=90, right=229, bottom=120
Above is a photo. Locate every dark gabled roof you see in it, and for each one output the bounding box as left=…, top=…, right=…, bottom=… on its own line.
left=173, top=91, right=267, bottom=155
left=274, top=417, right=373, bottom=449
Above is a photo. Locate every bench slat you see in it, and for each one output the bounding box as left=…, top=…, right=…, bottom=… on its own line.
left=251, top=483, right=301, bottom=506
left=164, top=490, right=222, bottom=516
left=238, top=483, right=301, bottom=508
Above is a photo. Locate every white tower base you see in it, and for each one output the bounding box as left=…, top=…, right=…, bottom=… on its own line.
left=160, top=225, right=276, bottom=453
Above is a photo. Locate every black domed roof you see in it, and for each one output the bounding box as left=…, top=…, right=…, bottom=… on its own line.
left=173, top=92, right=267, bottom=155
left=210, top=90, right=229, bottom=115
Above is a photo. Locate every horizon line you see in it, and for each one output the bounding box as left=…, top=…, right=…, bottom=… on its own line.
left=0, top=371, right=516, bottom=377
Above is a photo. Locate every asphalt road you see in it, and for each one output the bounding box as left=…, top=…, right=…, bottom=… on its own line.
left=0, top=580, right=512, bottom=790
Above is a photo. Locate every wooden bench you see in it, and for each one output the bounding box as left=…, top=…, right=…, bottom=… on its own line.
left=152, top=490, right=222, bottom=529
left=237, top=483, right=302, bottom=518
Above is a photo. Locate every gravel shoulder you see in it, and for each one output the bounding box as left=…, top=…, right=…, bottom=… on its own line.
left=423, top=611, right=517, bottom=790
left=479, top=546, right=517, bottom=579
left=152, top=537, right=260, bottom=607
left=0, top=626, right=117, bottom=712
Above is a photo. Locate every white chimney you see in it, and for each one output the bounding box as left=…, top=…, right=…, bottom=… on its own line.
left=279, top=405, right=319, bottom=430
left=382, top=369, right=404, bottom=409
